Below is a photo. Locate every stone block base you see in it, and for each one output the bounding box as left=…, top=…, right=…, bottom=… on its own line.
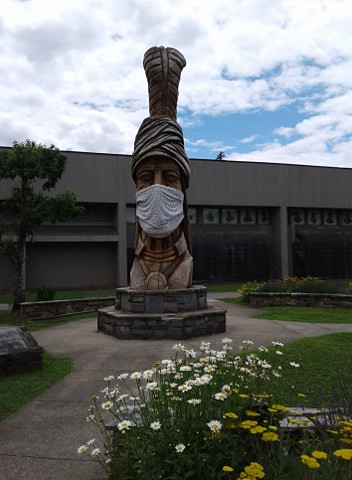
left=0, top=326, right=43, bottom=376
left=97, top=306, right=227, bottom=340
left=115, top=285, right=207, bottom=313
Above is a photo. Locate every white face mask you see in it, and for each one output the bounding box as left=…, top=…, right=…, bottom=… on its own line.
left=136, top=184, right=184, bottom=238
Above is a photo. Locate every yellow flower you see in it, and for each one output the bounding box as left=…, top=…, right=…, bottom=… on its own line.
left=301, top=455, right=320, bottom=469
left=246, top=410, right=261, bottom=417
left=333, top=449, right=352, bottom=460
left=239, top=393, right=249, bottom=399
left=244, top=462, right=265, bottom=478
left=223, top=466, right=234, bottom=472
left=311, top=450, right=328, bottom=460
left=250, top=426, right=266, bottom=434
left=239, top=420, right=258, bottom=429
left=341, top=439, right=352, bottom=445
left=297, top=393, right=306, bottom=398
left=225, top=412, right=239, bottom=419
left=261, top=431, right=279, bottom=442
left=271, top=404, right=291, bottom=413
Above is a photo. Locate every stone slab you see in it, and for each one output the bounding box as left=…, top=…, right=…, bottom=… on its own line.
left=0, top=326, right=43, bottom=376
left=115, top=285, right=208, bottom=314
left=249, top=292, right=352, bottom=308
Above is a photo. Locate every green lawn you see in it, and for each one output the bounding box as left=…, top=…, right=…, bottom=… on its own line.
left=0, top=310, right=97, bottom=332
left=264, top=332, right=352, bottom=406
left=0, top=351, right=72, bottom=421
left=0, top=288, right=115, bottom=304
left=207, top=283, right=241, bottom=292
left=254, top=305, right=352, bottom=323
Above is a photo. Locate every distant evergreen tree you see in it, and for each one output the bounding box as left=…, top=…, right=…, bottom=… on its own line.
left=215, top=151, right=226, bottom=161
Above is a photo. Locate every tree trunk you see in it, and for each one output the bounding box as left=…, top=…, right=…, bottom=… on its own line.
left=11, top=241, right=26, bottom=313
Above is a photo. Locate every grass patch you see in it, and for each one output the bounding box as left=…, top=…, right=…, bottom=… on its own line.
left=0, top=288, right=115, bottom=304
left=0, top=310, right=97, bottom=332
left=0, top=351, right=72, bottom=421
left=263, top=332, right=352, bottom=406
left=207, top=283, right=241, bottom=292
left=254, top=306, right=352, bottom=323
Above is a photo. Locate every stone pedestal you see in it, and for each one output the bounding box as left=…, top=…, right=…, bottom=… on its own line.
left=0, top=326, right=43, bottom=376
left=97, top=285, right=226, bottom=340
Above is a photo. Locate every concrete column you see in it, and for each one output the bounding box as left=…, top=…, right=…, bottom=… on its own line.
left=116, top=202, right=128, bottom=286
left=271, top=207, right=289, bottom=278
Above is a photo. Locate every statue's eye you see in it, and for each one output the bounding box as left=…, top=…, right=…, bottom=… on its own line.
left=164, top=171, right=180, bottom=182
left=137, top=170, right=153, bottom=181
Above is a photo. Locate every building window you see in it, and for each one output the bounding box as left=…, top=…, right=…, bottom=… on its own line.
left=240, top=208, right=256, bottom=224
left=290, top=209, right=305, bottom=225
left=126, top=206, right=136, bottom=224
left=188, top=208, right=197, bottom=224
left=323, top=210, right=337, bottom=225
left=203, top=208, right=219, bottom=224
left=221, top=208, right=238, bottom=224
left=307, top=209, right=321, bottom=226
left=258, top=208, right=270, bottom=225
left=341, top=211, right=352, bottom=226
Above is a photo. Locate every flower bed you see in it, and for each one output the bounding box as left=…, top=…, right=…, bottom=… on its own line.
left=78, top=338, right=352, bottom=479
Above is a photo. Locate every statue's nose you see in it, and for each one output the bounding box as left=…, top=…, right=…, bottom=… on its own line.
left=154, top=169, right=163, bottom=185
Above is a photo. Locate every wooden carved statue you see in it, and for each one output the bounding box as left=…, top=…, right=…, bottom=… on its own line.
left=130, top=46, right=193, bottom=290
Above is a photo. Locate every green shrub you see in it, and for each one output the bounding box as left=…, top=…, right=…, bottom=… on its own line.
left=35, top=286, right=56, bottom=302
left=237, top=281, right=263, bottom=302
left=238, top=277, right=352, bottom=300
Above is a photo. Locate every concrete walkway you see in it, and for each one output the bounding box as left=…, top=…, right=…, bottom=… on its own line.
left=1, top=294, right=352, bottom=480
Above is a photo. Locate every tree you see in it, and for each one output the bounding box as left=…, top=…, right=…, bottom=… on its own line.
left=215, top=151, right=226, bottom=161
left=0, top=140, right=84, bottom=312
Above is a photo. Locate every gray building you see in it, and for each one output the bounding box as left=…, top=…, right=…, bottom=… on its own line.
left=1, top=149, right=352, bottom=291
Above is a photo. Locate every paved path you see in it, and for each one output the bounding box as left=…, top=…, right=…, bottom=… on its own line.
left=1, top=294, right=352, bottom=480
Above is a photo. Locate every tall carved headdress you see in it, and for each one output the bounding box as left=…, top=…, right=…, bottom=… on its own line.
left=131, top=46, right=190, bottom=187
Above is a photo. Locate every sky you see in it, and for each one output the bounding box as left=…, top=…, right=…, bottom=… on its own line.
left=1, top=0, right=352, bottom=167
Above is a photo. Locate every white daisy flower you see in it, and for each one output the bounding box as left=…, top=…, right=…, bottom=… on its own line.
left=207, top=420, right=222, bottom=433
left=150, top=421, right=161, bottom=431
left=143, top=369, right=154, bottom=380
left=180, top=365, right=192, bottom=372
left=175, top=443, right=186, bottom=453
left=289, top=361, right=300, bottom=368
left=145, top=381, right=158, bottom=391
left=117, top=420, right=133, bottom=431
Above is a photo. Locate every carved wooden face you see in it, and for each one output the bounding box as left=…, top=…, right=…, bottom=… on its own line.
left=135, top=158, right=182, bottom=191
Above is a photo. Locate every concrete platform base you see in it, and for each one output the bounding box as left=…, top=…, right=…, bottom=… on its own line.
left=98, top=285, right=227, bottom=340
left=98, top=306, right=226, bottom=340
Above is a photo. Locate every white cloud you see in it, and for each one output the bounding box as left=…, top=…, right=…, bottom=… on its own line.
left=0, top=0, right=351, bottom=167
left=239, top=135, right=258, bottom=144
